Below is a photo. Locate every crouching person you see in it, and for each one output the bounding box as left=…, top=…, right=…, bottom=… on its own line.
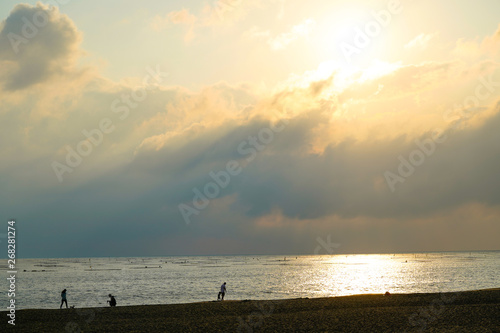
left=107, top=294, right=117, bottom=307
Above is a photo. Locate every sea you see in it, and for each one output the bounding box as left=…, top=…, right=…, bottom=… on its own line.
left=2, top=251, right=499, bottom=310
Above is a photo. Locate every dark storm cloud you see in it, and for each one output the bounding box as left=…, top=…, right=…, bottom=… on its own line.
left=18, top=99, right=500, bottom=256
left=138, top=101, right=500, bottom=223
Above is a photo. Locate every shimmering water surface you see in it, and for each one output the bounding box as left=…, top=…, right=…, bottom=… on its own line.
left=3, top=251, right=499, bottom=309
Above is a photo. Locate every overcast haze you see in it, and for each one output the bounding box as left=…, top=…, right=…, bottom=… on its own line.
left=1, top=0, right=499, bottom=258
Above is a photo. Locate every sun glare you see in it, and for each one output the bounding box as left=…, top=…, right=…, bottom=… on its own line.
left=358, top=59, right=400, bottom=81
left=306, top=59, right=399, bottom=95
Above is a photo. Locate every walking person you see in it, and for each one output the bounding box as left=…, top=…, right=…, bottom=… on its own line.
left=218, top=282, right=227, bottom=301
left=60, top=289, right=68, bottom=309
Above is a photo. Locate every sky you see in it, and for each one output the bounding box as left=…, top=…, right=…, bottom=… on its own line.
left=1, top=0, right=499, bottom=258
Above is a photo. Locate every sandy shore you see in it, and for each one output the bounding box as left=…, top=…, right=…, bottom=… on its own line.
left=3, top=289, right=499, bottom=332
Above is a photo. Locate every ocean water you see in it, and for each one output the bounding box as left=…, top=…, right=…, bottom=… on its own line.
left=3, top=251, right=499, bottom=310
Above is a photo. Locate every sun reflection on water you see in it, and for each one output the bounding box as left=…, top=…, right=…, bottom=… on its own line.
left=291, top=254, right=425, bottom=297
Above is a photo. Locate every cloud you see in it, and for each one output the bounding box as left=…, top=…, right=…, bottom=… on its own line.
left=244, top=202, right=500, bottom=254
left=126, top=56, right=500, bottom=224
left=479, top=23, right=500, bottom=56
left=244, top=26, right=271, bottom=39
left=270, top=18, right=315, bottom=50
left=149, top=8, right=198, bottom=42
left=150, top=8, right=197, bottom=32
left=168, top=9, right=197, bottom=25
left=149, top=2, right=244, bottom=41
left=453, top=23, right=500, bottom=58
left=248, top=18, right=316, bottom=50
left=200, top=0, right=250, bottom=26
left=149, top=1, right=247, bottom=32
left=404, top=32, right=436, bottom=50
left=149, top=1, right=287, bottom=43
left=0, top=2, right=82, bottom=91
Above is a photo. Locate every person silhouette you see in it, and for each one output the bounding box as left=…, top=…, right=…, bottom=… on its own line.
left=60, top=289, right=68, bottom=309
left=217, top=282, right=227, bottom=300
left=107, top=294, right=117, bottom=307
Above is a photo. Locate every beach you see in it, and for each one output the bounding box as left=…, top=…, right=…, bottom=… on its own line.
left=2, top=289, right=499, bottom=332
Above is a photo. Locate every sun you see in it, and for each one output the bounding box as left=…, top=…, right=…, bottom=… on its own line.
left=310, top=1, right=403, bottom=71
left=311, top=4, right=370, bottom=57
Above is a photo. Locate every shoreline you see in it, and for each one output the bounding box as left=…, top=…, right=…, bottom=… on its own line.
left=3, top=289, right=499, bottom=332
left=10, top=287, right=500, bottom=311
